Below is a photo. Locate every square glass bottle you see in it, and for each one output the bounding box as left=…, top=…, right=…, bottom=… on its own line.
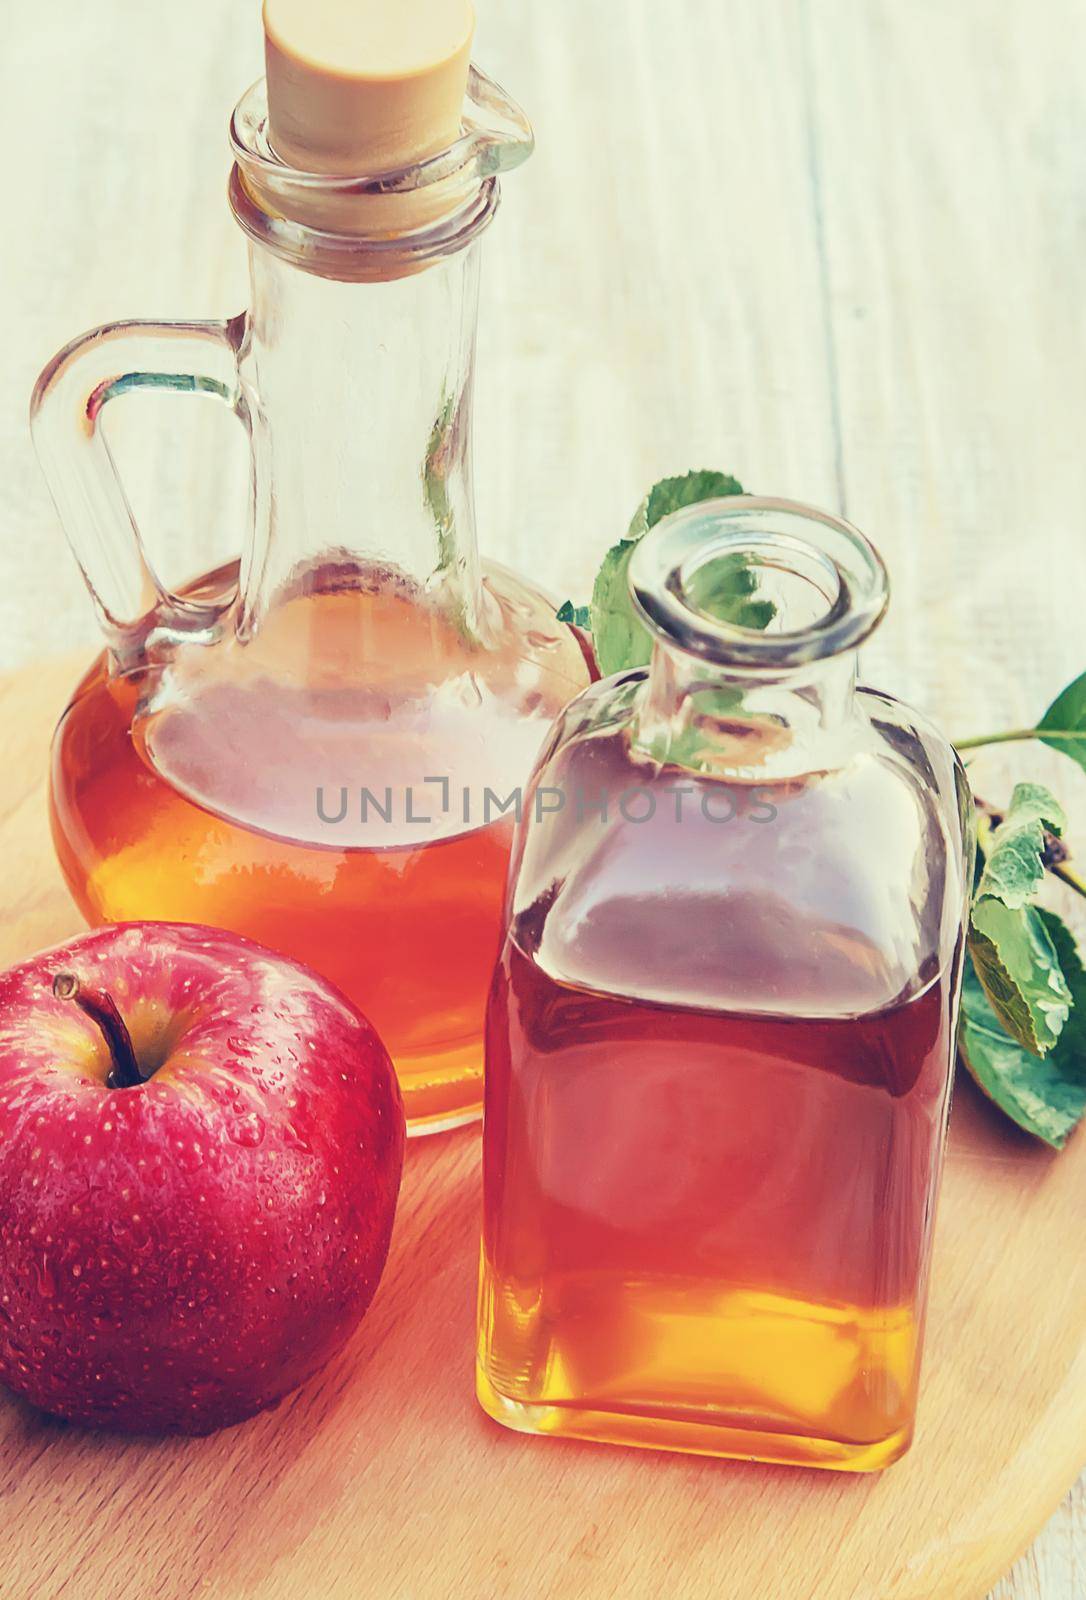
left=477, top=497, right=974, bottom=1470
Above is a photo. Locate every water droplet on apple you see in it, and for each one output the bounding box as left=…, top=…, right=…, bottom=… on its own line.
left=231, top=1114, right=265, bottom=1148
left=173, top=1139, right=204, bottom=1174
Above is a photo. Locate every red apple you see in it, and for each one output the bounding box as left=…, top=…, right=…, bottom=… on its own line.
left=0, top=922, right=404, bottom=1434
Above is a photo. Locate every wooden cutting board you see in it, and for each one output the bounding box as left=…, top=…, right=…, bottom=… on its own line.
left=2, top=656, right=1085, bottom=1600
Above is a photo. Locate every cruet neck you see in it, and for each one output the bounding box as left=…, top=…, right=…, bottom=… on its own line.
left=233, top=227, right=486, bottom=647
left=628, top=497, right=890, bottom=779
left=223, top=66, right=533, bottom=650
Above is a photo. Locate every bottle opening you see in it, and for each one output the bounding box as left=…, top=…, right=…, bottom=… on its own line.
left=628, top=497, right=889, bottom=671
left=228, top=66, right=532, bottom=276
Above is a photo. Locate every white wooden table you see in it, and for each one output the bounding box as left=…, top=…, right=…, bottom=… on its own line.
left=1, top=1, right=1083, bottom=1594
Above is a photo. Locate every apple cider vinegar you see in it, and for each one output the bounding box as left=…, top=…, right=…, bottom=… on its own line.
left=52, top=574, right=589, bottom=1133
left=479, top=942, right=958, bottom=1468
left=476, top=498, right=972, bottom=1468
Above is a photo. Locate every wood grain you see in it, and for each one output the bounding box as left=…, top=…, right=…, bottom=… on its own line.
left=3, top=0, right=1086, bottom=1591
left=0, top=656, right=1084, bottom=1600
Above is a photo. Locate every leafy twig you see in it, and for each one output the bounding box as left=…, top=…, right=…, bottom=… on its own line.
left=973, top=795, right=1086, bottom=904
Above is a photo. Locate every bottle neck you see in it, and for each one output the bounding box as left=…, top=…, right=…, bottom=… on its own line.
left=634, top=639, right=860, bottom=778
left=236, top=239, right=483, bottom=641
left=624, top=497, right=890, bottom=780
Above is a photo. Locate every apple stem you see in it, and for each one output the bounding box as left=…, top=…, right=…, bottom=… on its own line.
left=52, top=973, right=144, bottom=1090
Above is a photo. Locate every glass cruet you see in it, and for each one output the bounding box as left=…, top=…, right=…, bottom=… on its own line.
left=477, top=496, right=974, bottom=1468
left=30, top=65, right=592, bottom=1136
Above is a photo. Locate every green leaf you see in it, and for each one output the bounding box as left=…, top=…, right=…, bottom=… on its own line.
left=967, top=781, right=1071, bottom=1054
left=968, top=903, right=1071, bottom=1056
left=556, top=600, right=591, bottom=629
left=629, top=470, right=746, bottom=539
left=590, top=470, right=751, bottom=677
left=974, top=781, right=1065, bottom=909
left=959, top=940, right=1086, bottom=1148
left=589, top=538, right=655, bottom=676
left=683, top=552, right=779, bottom=633
left=1038, top=670, right=1086, bottom=774
left=1037, top=908, right=1086, bottom=1061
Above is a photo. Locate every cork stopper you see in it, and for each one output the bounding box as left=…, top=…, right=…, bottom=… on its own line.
left=264, top=0, right=475, bottom=177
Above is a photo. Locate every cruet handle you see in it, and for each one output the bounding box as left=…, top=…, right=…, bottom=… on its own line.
left=30, top=315, right=248, bottom=664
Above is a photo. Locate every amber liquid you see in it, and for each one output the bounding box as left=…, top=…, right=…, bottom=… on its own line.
left=479, top=940, right=957, bottom=1468
left=51, top=580, right=587, bottom=1131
